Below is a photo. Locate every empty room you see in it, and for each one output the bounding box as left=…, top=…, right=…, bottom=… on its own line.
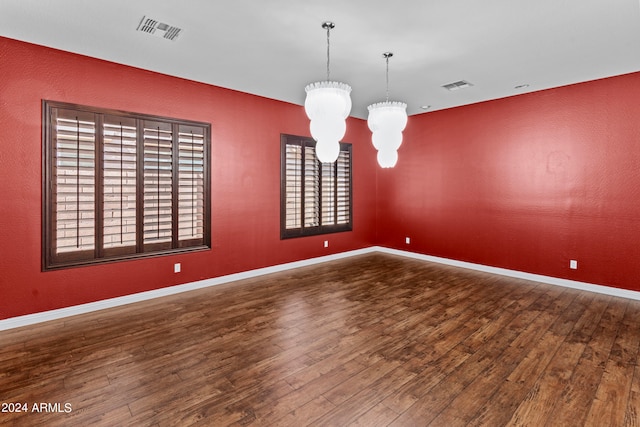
left=3, top=0, right=640, bottom=425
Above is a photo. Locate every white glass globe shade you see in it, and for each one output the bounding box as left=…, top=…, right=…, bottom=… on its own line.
left=305, top=82, right=352, bottom=120
left=367, top=108, right=381, bottom=132
left=377, top=148, right=398, bottom=168
left=310, top=114, right=346, bottom=143
left=367, top=101, right=408, bottom=132
left=372, top=129, right=402, bottom=151
left=315, top=139, right=340, bottom=163
left=305, top=90, right=343, bottom=119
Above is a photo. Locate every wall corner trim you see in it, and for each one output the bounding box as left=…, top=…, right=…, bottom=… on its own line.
left=2, top=246, right=639, bottom=331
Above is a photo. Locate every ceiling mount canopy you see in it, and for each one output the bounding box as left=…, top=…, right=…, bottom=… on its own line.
left=304, top=21, right=352, bottom=164
left=367, top=52, right=407, bottom=168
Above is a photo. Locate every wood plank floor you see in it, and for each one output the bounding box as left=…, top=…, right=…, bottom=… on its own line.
left=2, top=253, right=640, bottom=426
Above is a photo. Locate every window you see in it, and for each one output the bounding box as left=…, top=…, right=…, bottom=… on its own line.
left=42, top=101, right=211, bottom=270
left=281, top=134, right=352, bottom=239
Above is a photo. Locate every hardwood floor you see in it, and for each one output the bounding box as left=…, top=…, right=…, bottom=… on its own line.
left=2, top=253, right=640, bottom=426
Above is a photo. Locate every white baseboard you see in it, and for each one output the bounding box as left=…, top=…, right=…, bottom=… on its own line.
left=375, top=246, right=640, bottom=301
left=2, top=245, right=638, bottom=331
left=0, top=247, right=377, bottom=331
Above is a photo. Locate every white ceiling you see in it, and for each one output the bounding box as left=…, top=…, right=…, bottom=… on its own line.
left=1, top=0, right=640, bottom=119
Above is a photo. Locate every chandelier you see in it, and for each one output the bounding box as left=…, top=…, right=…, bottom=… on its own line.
left=367, top=52, right=407, bottom=168
left=305, top=22, right=352, bottom=163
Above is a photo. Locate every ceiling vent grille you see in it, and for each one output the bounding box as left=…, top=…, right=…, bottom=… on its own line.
left=136, top=16, right=182, bottom=41
left=442, top=80, right=473, bottom=91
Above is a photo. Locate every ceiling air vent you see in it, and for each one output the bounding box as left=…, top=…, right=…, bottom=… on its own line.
left=136, top=16, right=182, bottom=41
left=442, top=80, right=473, bottom=91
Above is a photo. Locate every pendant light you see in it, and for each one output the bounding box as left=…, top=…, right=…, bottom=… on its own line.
left=367, top=52, right=407, bottom=168
left=305, top=22, right=352, bottom=163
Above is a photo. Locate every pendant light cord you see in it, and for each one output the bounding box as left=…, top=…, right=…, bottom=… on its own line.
left=383, top=52, right=394, bottom=102
left=326, top=25, right=331, bottom=81
left=386, top=55, right=390, bottom=102
left=322, top=22, right=335, bottom=81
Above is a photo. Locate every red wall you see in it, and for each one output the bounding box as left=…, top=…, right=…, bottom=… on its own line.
left=0, top=37, right=378, bottom=320
left=377, top=72, right=640, bottom=291
left=3, top=35, right=640, bottom=321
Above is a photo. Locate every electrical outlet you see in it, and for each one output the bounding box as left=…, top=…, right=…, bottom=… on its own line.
left=174, top=263, right=181, bottom=273
left=569, top=260, right=577, bottom=270
left=324, top=240, right=329, bottom=248
left=405, top=237, right=411, bottom=244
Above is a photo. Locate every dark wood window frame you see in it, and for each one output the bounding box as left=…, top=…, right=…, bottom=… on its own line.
left=280, top=134, right=352, bottom=239
left=42, top=100, right=211, bottom=270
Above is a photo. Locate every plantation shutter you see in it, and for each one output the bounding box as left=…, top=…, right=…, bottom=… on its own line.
left=321, top=161, right=336, bottom=226
left=51, top=109, right=97, bottom=264
left=280, top=134, right=352, bottom=238
left=43, top=101, right=211, bottom=270
left=335, top=148, right=351, bottom=225
left=177, top=124, right=206, bottom=246
left=143, top=121, right=173, bottom=250
left=284, top=143, right=303, bottom=230
left=102, top=116, right=137, bottom=256
left=304, top=144, right=320, bottom=227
